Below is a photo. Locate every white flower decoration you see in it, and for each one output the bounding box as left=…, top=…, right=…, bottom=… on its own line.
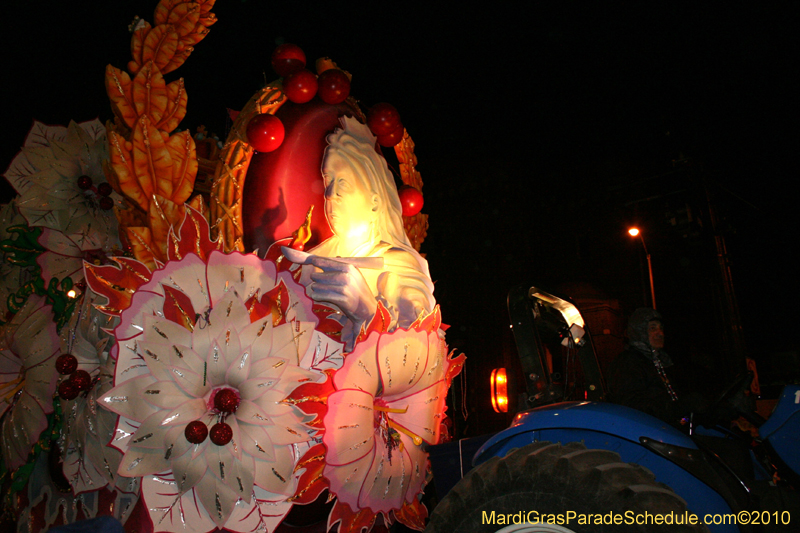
left=58, top=289, right=140, bottom=508
left=100, top=250, right=343, bottom=532
left=0, top=295, right=60, bottom=471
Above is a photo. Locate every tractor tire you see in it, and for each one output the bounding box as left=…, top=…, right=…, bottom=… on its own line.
left=426, top=441, right=708, bottom=533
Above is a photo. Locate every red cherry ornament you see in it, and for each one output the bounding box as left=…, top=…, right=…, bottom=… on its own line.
left=210, top=422, right=233, bottom=446
left=317, top=69, right=351, bottom=105
left=398, top=186, right=424, bottom=217
left=283, top=69, right=318, bottom=104
left=71, top=370, right=92, bottom=391
left=99, top=196, right=114, bottom=210
left=77, top=175, right=93, bottom=190
left=271, top=43, right=306, bottom=77
left=58, top=380, right=80, bottom=401
left=214, top=388, right=240, bottom=413
left=367, top=103, right=401, bottom=136
left=97, top=182, right=113, bottom=196
left=56, top=353, right=78, bottom=375
left=377, top=123, right=405, bottom=147
left=185, top=420, right=208, bottom=444
left=246, top=114, right=285, bottom=153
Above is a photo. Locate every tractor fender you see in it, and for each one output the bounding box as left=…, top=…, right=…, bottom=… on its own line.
left=472, top=402, right=744, bottom=532
left=475, top=401, right=696, bottom=466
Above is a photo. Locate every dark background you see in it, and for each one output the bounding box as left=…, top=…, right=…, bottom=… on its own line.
left=2, top=1, right=797, bottom=436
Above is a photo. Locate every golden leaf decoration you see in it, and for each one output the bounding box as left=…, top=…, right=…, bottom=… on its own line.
left=115, top=204, right=148, bottom=228
left=156, top=78, right=187, bottom=132
left=149, top=194, right=185, bottom=259
left=109, top=129, right=153, bottom=212
left=129, top=21, right=153, bottom=75
left=105, top=65, right=137, bottom=129
left=142, top=24, right=179, bottom=73
left=132, top=116, right=171, bottom=202
left=165, top=130, right=197, bottom=204
left=161, top=3, right=200, bottom=37
left=126, top=226, right=158, bottom=270
left=132, top=62, right=168, bottom=124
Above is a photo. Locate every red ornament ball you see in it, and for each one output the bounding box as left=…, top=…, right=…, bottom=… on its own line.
left=377, top=123, right=405, bottom=148
left=184, top=420, right=208, bottom=444
left=317, top=69, right=351, bottom=105
left=97, top=182, right=113, bottom=196
left=210, top=422, right=233, bottom=446
left=367, top=103, right=401, bottom=136
left=58, top=380, right=80, bottom=401
left=246, top=114, right=285, bottom=153
left=214, top=388, right=240, bottom=413
left=56, top=353, right=78, bottom=375
left=77, top=175, right=93, bottom=190
left=99, top=196, right=114, bottom=211
left=271, top=43, right=306, bottom=77
left=398, top=186, right=424, bottom=217
left=71, top=370, right=92, bottom=391
left=283, top=69, right=318, bottom=104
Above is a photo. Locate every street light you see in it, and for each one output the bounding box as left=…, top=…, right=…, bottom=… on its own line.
left=628, top=227, right=656, bottom=309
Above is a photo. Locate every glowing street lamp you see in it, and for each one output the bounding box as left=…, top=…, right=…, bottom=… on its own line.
left=628, top=227, right=656, bottom=310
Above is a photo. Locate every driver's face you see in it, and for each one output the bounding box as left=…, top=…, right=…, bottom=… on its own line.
left=648, top=320, right=665, bottom=349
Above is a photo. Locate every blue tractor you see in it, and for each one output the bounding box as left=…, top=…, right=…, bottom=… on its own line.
left=425, top=285, right=800, bottom=532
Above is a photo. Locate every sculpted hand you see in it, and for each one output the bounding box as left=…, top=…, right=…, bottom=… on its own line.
left=282, top=247, right=380, bottom=326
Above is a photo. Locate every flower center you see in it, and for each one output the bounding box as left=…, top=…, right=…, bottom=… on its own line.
left=212, top=387, right=240, bottom=413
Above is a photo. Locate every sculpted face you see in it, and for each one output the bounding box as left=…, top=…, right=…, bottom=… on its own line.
left=322, top=151, right=378, bottom=247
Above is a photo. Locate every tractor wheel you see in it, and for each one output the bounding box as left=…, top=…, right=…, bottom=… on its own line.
left=425, top=441, right=708, bottom=533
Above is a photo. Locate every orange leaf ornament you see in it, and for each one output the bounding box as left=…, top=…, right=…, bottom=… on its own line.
left=132, top=116, right=171, bottom=201
left=132, top=62, right=169, bottom=124
left=105, top=65, right=136, bottom=129
left=156, top=78, right=187, bottom=132
left=142, top=24, right=179, bottom=74
left=165, top=130, right=197, bottom=204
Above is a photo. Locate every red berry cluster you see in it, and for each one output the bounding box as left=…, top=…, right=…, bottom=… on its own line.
left=183, top=387, right=240, bottom=446
left=77, top=175, right=115, bottom=211
left=56, top=354, right=93, bottom=400
left=271, top=44, right=352, bottom=106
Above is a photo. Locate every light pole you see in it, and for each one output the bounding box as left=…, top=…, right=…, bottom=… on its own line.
left=628, top=227, right=656, bottom=310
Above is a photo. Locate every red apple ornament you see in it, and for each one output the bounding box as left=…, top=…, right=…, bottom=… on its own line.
left=271, top=43, right=306, bottom=77
left=97, top=182, right=113, bottom=196
left=246, top=114, right=285, bottom=152
left=58, top=380, right=80, bottom=401
left=56, top=353, right=78, bottom=375
left=71, top=370, right=92, bottom=391
left=214, top=388, right=240, bottom=413
left=367, top=103, right=401, bottom=136
left=210, top=422, right=233, bottom=446
left=398, top=185, right=424, bottom=216
left=377, top=123, right=405, bottom=147
left=317, top=69, right=351, bottom=104
left=77, top=175, right=93, bottom=190
left=283, top=69, right=318, bottom=104
left=185, top=421, right=208, bottom=444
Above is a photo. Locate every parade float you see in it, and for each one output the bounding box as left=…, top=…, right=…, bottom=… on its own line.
left=0, top=1, right=463, bottom=532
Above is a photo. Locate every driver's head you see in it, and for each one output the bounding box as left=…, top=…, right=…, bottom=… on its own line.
left=627, top=307, right=664, bottom=350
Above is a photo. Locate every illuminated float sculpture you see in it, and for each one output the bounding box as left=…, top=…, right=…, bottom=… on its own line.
left=0, top=1, right=462, bottom=532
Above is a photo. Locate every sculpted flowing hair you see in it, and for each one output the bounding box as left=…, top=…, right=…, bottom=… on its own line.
left=322, top=116, right=413, bottom=250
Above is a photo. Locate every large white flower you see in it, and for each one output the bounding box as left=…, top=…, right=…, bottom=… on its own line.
left=0, top=201, right=29, bottom=322
left=3, top=120, right=118, bottom=235
left=100, top=249, right=343, bottom=532
left=3, top=120, right=120, bottom=292
left=0, top=295, right=60, bottom=471
left=321, top=307, right=464, bottom=531
left=58, top=289, right=140, bottom=508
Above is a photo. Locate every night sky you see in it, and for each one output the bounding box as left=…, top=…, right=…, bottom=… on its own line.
left=2, top=1, right=797, bottom=434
